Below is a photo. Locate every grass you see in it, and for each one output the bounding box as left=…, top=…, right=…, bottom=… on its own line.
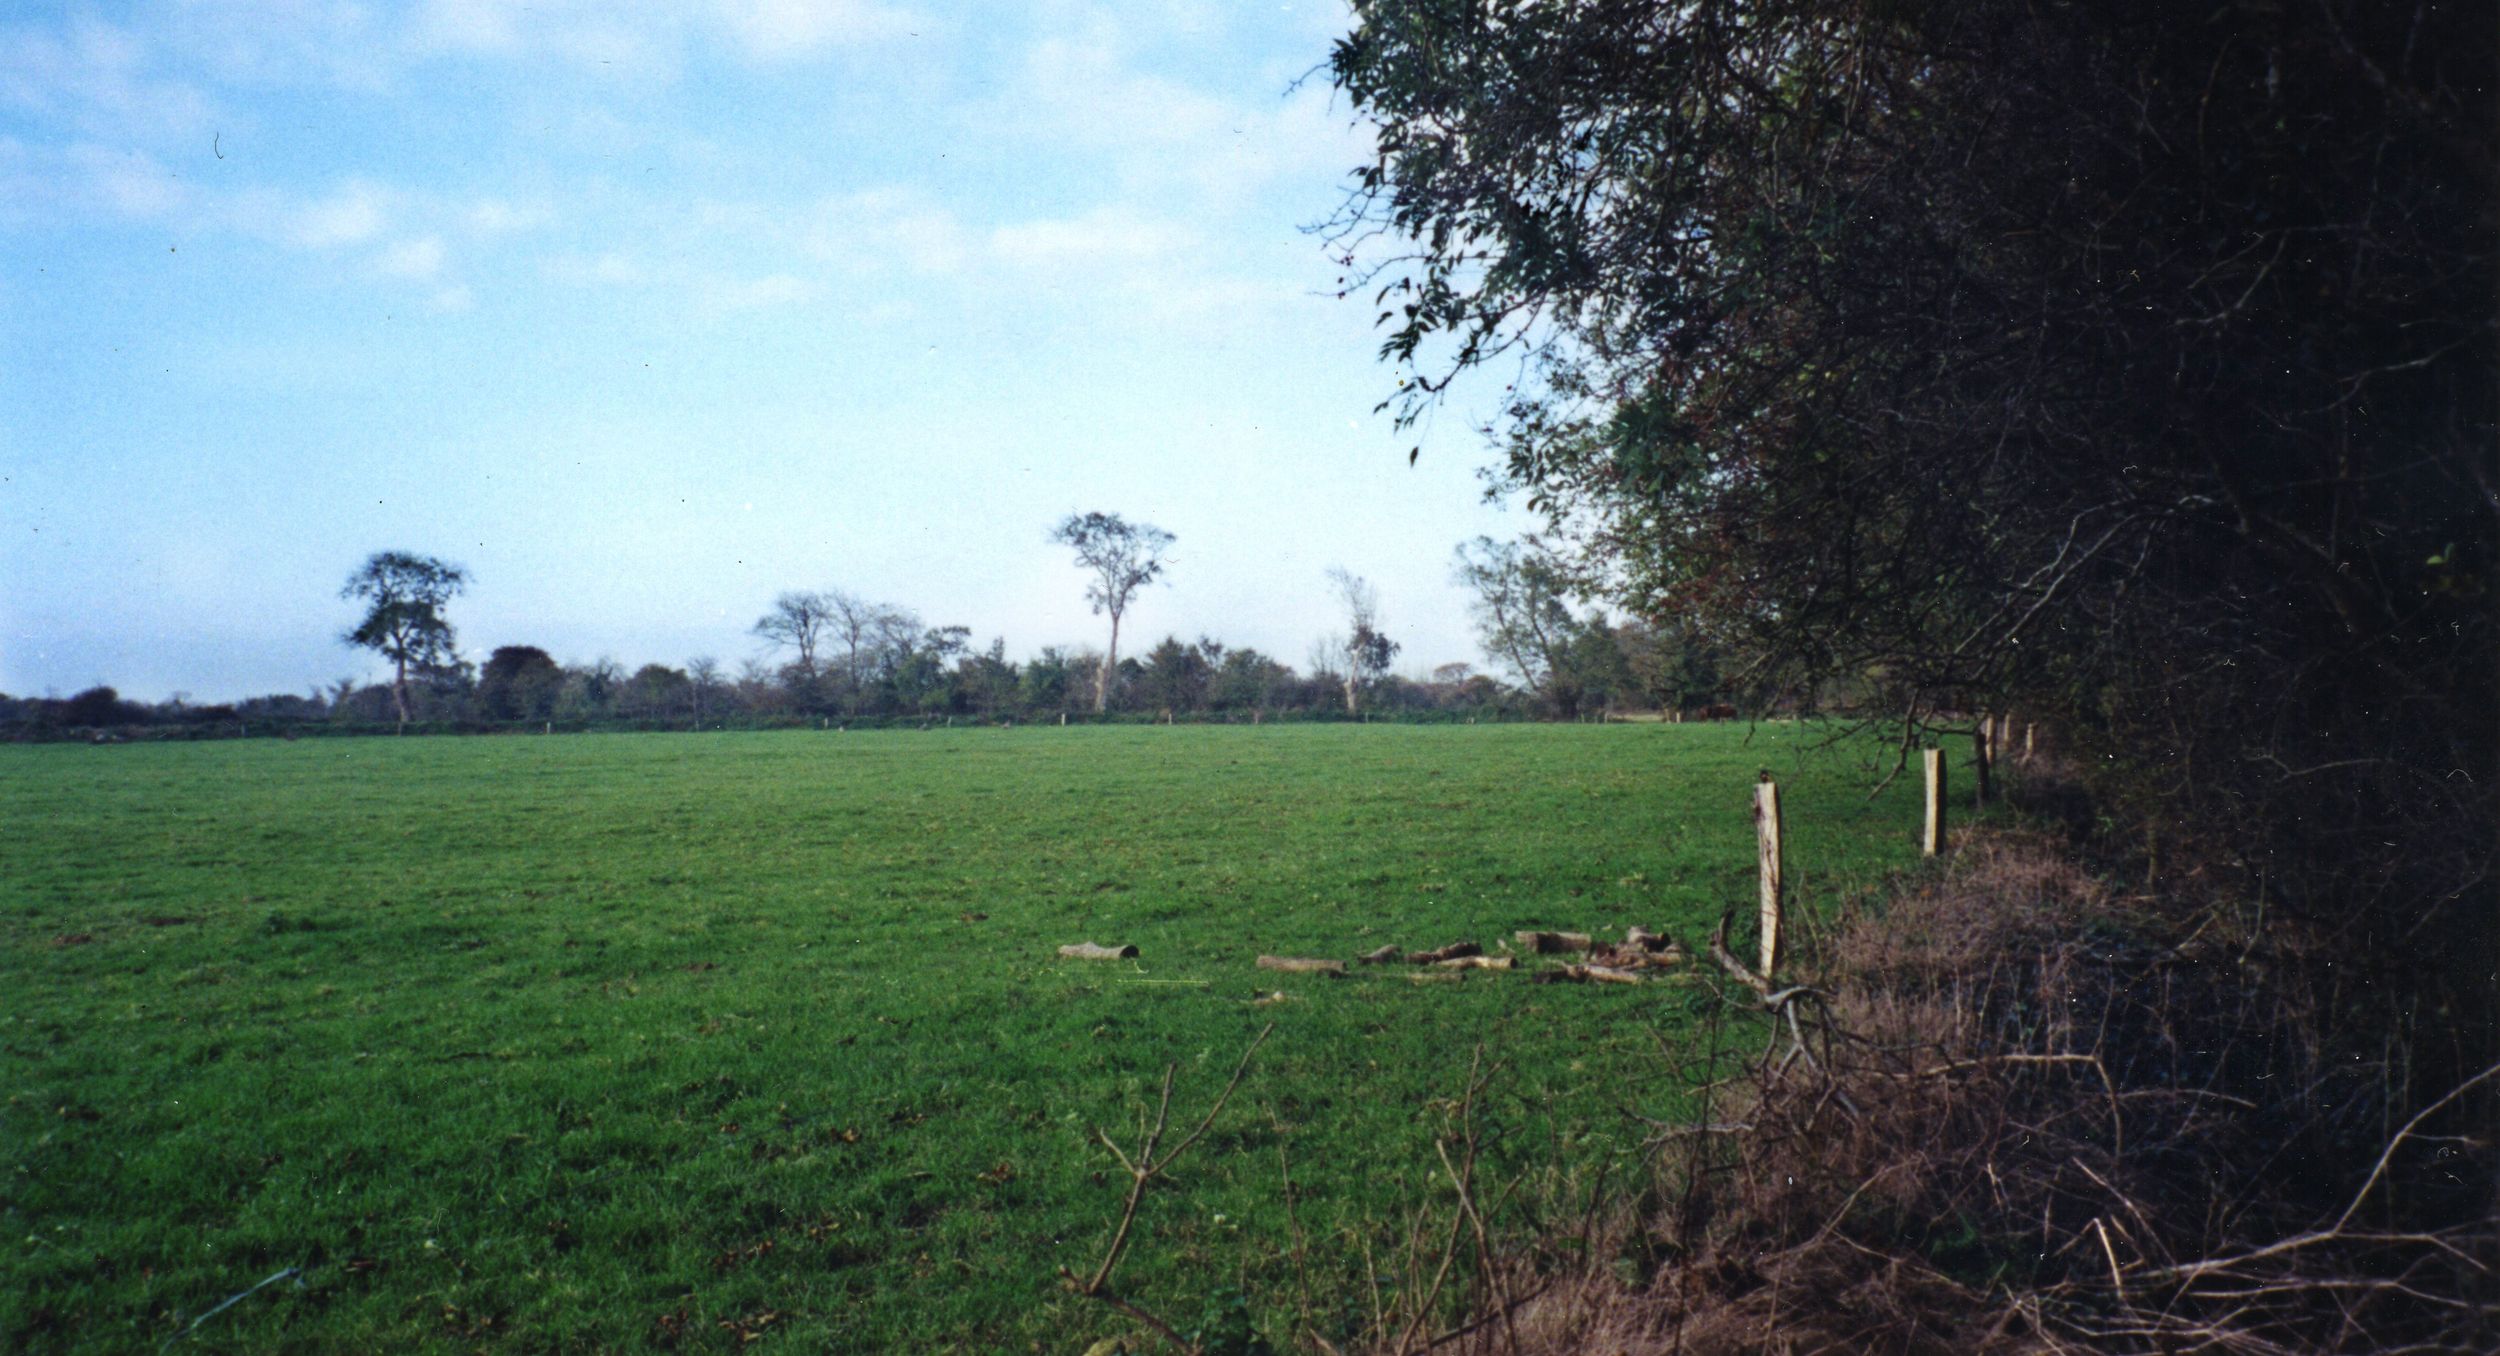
left=1, top=722, right=1921, bottom=1353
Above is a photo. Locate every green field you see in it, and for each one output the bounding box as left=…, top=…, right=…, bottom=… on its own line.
left=3, top=723, right=1920, bottom=1352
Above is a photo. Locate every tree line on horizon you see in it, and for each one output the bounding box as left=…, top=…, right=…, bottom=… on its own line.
left=1, top=519, right=1744, bottom=739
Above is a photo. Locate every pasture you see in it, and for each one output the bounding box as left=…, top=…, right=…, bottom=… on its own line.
left=2, top=723, right=1921, bottom=1352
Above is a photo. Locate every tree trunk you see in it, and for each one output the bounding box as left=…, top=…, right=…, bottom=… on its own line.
left=1342, top=670, right=1358, bottom=715
left=391, top=652, right=410, bottom=733
left=1096, top=613, right=1120, bottom=713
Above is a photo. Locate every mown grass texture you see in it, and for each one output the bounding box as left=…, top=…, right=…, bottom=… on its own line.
left=3, top=723, right=1920, bottom=1352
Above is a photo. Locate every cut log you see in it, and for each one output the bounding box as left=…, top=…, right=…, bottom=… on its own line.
left=1409, top=940, right=1483, bottom=965
left=1434, top=954, right=1514, bottom=971
left=1589, top=944, right=1681, bottom=969
left=1533, top=964, right=1645, bottom=986
left=1356, top=944, right=1404, bottom=965
left=1257, top=955, right=1346, bottom=975
left=1624, top=926, right=1676, bottom=952
left=1057, top=942, right=1138, bottom=960
left=1515, top=930, right=1593, bottom=954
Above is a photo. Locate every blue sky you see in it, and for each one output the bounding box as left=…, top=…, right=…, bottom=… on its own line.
left=0, top=1, right=1527, bottom=702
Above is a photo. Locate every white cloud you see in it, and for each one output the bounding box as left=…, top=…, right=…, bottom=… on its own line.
left=376, top=235, right=447, bottom=279
left=714, top=0, right=923, bottom=62
left=424, top=284, right=476, bottom=313
left=68, top=142, right=190, bottom=217
left=287, top=181, right=390, bottom=248
left=0, top=15, right=218, bottom=144
left=802, top=188, right=973, bottom=276
left=402, top=0, right=916, bottom=74
left=988, top=30, right=1366, bottom=210
left=465, top=198, right=553, bottom=234
left=545, top=251, right=649, bottom=287
left=988, top=208, right=1192, bottom=269
left=705, top=272, right=820, bottom=310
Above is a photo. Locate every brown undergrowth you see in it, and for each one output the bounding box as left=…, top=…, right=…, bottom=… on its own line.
left=1426, top=833, right=2498, bottom=1356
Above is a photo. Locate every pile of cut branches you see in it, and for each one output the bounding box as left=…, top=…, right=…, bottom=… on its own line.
left=1443, top=836, right=2497, bottom=1355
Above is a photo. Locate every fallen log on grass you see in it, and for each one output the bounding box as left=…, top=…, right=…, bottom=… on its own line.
left=1435, top=954, right=1514, bottom=971
left=1531, top=963, right=1647, bottom=986
left=1624, top=926, right=1680, bottom=953
left=1058, top=942, right=1139, bottom=960
left=1356, top=944, right=1404, bottom=965
left=1409, top=940, right=1483, bottom=964
left=1257, top=955, right=1347, bottom=976
left=1515, top=930, right=1593, bottom=954
left=1589, top=943, right=1684, bottom=970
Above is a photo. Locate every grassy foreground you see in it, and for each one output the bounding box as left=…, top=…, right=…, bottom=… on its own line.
left=3, top=723, right=1919, bottom=1352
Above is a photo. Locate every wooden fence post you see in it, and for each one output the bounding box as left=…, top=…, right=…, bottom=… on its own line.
left=1973, top=717, right=1993, bottom=810
left=1755, top=776, right=1784, bottom=976
left=1923, top=747, right=1946, bottom=856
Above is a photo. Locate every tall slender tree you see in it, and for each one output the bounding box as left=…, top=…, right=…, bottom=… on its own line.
left=1051, top=512, right=1174, bottom=713
left=1324, top=567, right=1399, bottom=715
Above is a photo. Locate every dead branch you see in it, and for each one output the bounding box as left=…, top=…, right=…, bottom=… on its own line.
left=1060, top=1024, right=1275, bottom=1351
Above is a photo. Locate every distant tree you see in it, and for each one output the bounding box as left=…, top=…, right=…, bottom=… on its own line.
left=733, top=658, right=783, bottom=714
left=341, top=551, right=467, bottom=733
left=955, top=639, right=1020, bottom=717
left=60, top=685, right=140, bottom=728
left=1210, top=646, right=1290, bottom=714
left=888, top=623, right=968, bottom=715
left=686, top=656, right=724, bottom=724
left=1021, top=647, right=1074, bottom=714
left=622, top=664, right=693, bottom=720
left=1138, top=635, right=1212, bottom=714
left=561, top=657, right=625, bottom=719
left=1451, top=536, right=1584, bottom=716
left=1324, top=568, right=1400, bottom=715
left=752, top=592, right=835, bottom=687
left=1051, top=512, right=1174, bottom=713
left=478, top=646, right=563, bottom=721
left=1560, top=620, right=1635, bottom=719
left=1618, top=620, right=1725, bottom=716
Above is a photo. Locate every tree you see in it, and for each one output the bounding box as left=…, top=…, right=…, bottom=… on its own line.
left=1137, top=635, right=1213, bottom=715
left=685, top=656, right=724, bottom=725
left=1333, top=0, right=2499, bottom=1273
left=752, top=592, right=835, bottom=689
left=1021, top=647, right=1075, bottom=714
left=1451, top=536, right=1586, bottom=716
left=341, top=551, right=467, bottom=733
left=1322, top=568, right=1400, bottom=715
left=479, top=646, right=562, bottom=722
left=621, top=664, right=692, bottom=720
left=1051, top=512, right=1175, bottom=713
left=561, top=657, right=626, bottom=719
left=1210, top=646, right=1288, bottom=714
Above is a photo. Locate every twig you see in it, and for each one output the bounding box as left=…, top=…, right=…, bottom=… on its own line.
left=159, top=1266, right=303, bottom=1354
left=1060, top=1024, right=1275, bottom=1352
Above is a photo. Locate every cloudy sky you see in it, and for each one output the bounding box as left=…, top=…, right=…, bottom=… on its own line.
left=0, top=0, right=1530, bottom=702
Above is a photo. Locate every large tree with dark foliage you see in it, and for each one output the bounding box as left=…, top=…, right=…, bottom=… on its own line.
left=342, top=552, right=468, bottom=733
left=1332, top=0, right=2493, bottom=993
